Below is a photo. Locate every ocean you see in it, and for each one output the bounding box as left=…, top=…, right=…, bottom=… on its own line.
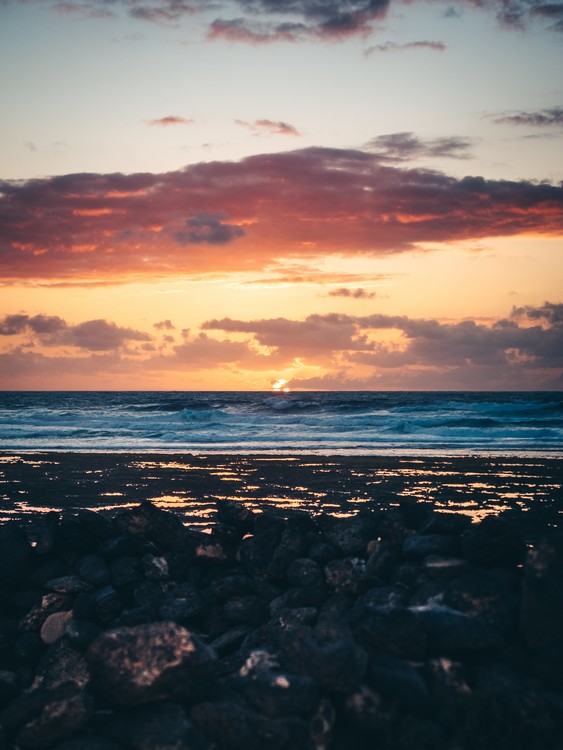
left=0, top=391, right=562, bottom=456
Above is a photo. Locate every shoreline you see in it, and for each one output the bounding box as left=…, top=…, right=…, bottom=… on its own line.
left=1, top=452, right=561, bottom=538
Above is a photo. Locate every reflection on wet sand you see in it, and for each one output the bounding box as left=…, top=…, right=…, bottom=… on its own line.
left=0, top=453, right=561, bottom=536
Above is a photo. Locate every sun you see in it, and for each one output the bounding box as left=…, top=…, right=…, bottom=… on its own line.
left=272, top=378, right=291, bottom=392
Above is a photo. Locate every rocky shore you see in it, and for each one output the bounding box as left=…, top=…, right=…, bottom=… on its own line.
left=0, top=498, right=562, bottom=749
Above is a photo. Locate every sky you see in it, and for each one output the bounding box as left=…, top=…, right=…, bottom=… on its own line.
left=0, top=0, right=562, bottom=390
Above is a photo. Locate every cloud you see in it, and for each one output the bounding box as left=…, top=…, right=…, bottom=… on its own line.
left=364, top=40, right=446, bottom=55
left=7, top=0, right=560, bottom=42
left=366, top=132, right=473, bottom=161
left=235, top=119, right=301, bottom=136
left=2, top=145, right=562, bottom=283
left=174, top=212, right=246, bottom=245
left=492, top=106, right=563, bottom=127
left=154, top=319, right=176, bottom=330
left=0, top=313, right=151, bottom=351
left=328, top=287, right=378, bottom=299
left=145, top=116, right=195, bottom=126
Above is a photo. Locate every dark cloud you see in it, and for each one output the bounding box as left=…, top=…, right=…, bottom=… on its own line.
left=8, top=0, right=560, bottom=41
left=328, top=287, right=377, bottom=298
left=235, top=119, right=301, bottom=136
left=154, top=319, right=176, bottom=330
left=493, top=106, right=563, bottom=127
left=366, top=132, right=473, bottom=161
left=146, top=116, right=195, bottom=126
left=2, top=145, right=562, bottom=283
left=512, top=301, right=563, bottom=325
left=202, top=302, right=563, bottom=375
left=0, top=313, right=151, bottom=351
left=174, top=212, right=246, bottom=245
left=364, top=40, right=446, bottom=55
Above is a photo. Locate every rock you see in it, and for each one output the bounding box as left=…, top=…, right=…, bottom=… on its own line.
left=191, top=700, right=309, bottom=750
left=343, top=684, right=387, bottom=733
left=422, top=512, right=472, bottom=536
left=53, top=737, right=123, bottom=750
left=421, top=555, right=471, bottom=580
left=45, top=577, right=93, bottom=595
left=287, top=559, right=325, bottom=589
left=242, top=670, right=319, bottom=718
left=443, top=569, right=519, bottom=633
left=0, top=671, right=18, bottom=708
left=114, top=502, right=188, bottom=552
left=158, top=584, right=206, bottom=623
left=412, top=604, right=502, bottom=655
left=98, top=702, right=212, bottom=750
left=324, top=558, right=367, bottom=595
left=0, top=526, right=34, bottom=587
left=54, top=519, right=95, bottom=554
left=142, top=555, right=169, bottom=581
left=20, top=594, right=73, bottom=633
left=521, top=533, right=563, bottom=650
left=86, top=622, right=217, bottom=705
left=64, top=620, right=102, bottom=650
left=15, top=686, right=92, bottom=750
left=354, top=607, right=428, bottom=660
left=368, top=654, right=431, bottom=714
left=402, top=534, right=457, bottom=559
left=309, top=698, right=335, bottom=750
left=216, top=500, right=255, bottom=532
left=77, top=556, right=111, bottom=588
left=33, top=639, right=90, bottom=691
left=427, top=657, right=471, bottom=707
left=223, top=595, right=269, bottom=626
left=14, top=633, right=44, bottom=666
left=462, top=516, right=525, bottom=568
left=40, top=611, right=73, bottom=645
left=281, top=625, right=367, bottom=694
left=108, top=557, right=142, bottom=587
left=318, top=514, right=378, bottom=556
left=91, top=586, right=123, bottom=624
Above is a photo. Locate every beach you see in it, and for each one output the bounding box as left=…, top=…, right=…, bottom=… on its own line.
left=1, top=452, right=562, bottom=536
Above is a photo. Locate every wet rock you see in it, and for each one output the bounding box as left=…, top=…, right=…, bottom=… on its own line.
left=443, top=569, right=520, bottom=633
left=14, top=633, right=44, bottom=667
left=412, top=604, right=502, bottom=655
left=53, top=737, right=123, bottom=750
left=368, top=653, right=431, bottom=714
left=223, top=595, right=269, bottom=626
left=309, top=698, right=335, bottom=750
left=15, top=686, right=93, bottom=749
left=91, top=586, right=123, bottom=624
left=281, top=625, right=367, bottom=694
left=191, top=700, right=309, bottom=750
left=40, top=611, right=73, bottom=645
left=364, top=539, right=401, bottom=584
left=422, top=512, right=472, bottom=536
left=521, top=533, right=563, bottom=650
left=318, top=514, right=378, bottom=556
left=55, top=519, right=95, bottom=555
left=20, top=594, right=73, bottom=633
left=77, top=556, right=111, bottom=588
left=210, top=625, right=252, bottom=655
left=98, top=702, right=212, bottom=750
left=287, top=559, right=325, bottom=589
left=402, top=533, right=457, bottom=559
left=159, top=583, right=206, bottom=623
left=0, top=526, right=34, bottom=587
left=216, top=500, right=255, bottom=532
left=324, top=557, right=367, bottom=595
left=421, top=555, right=471, bottom=580
left=45, top=577, right=93, bottom=595
left=462, top=516, right=525, bottom=568
left=0, top=671, right=18, bottom=708
left=242, top=670, right=319, bottom=718
left=108, top=557, right=142, bottom=588
left=342, top=684, right=387, bottom=734
left=86, top=622, right=217, bottom=705
left=354, top=607, right=428, bottom=660
left=142, top=554, right=169, bottom=581
left=64, top=620, right=102, bottom=650
left=114, top=502, right=189, bottom=552
left=33, top=639, right=90, bottom=691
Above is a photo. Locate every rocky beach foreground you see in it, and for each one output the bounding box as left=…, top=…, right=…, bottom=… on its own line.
left=0, top=492, right=562, bottom=750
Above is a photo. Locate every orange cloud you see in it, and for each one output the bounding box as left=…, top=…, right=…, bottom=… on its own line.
left=235, top=118, right=301, bottom=136
left=1, top=146, right=562, bottom=283
left=145, top=115, right=195, bottom=126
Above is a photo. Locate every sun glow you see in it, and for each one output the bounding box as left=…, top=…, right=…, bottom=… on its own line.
left=272, top=378, right=291, bottom=392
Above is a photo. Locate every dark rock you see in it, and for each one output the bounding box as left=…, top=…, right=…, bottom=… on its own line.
left=64, top=620, right=102, bottom=650
left=108, top=557, right=142, bottom=588
left=309, top=698, right=335, bottom=749
left=20, top=594, right=73, bottom=633
left=158, top=583, right=206, bottom=623
left=216, top=499, right=255, bottom=532
left=92, top=586, right=123, bottom=624
left=191, top=700, right=309, bottom=750
left=318, top=513, right=378, bottom=556
left=97, top=534, right=138, bottom=559
left=412, top=604, right=502, bottom=655
left=443, top=569, right=520, bottom=633
left=141, top=554, right=169, bottom=581
left=114, top=502, right=189, bottom=552
left=342, top=684, right=388, bottom=734
left=77, top=556, right=111, bottom=587
left=398, top=498, right=434, bottom=530
left=427, top=657, right=471, bottom=707
left=287, top=559, right=324, bottom=589
left=308, top=542, right=338, bottom=565
left=98, top=702, right=212, bottom=750
left=354, top=607, right=428, bottom=660
left=368, top=653, right=431, bottom=714
left=0, top=526, right=34, bottom=587
left=223, top=595, right=269, bottom=625
left=242, top=671, right=319, bottom=718
left=422, top=512, right=472, bottom=536
left=33, top=639, right=90, bottom=691
left=15, top=686, right=93, bottom=750
left=15, top=633, right=45, bottom=666
left=0, top=671, right=18, bottom=708
left=55, top=519, right=95, bottom=555
left=324, top=557, right=367, bottom=595
left=521, top=533, right=563, bottom=650
left=72, top=593, right=96, bottom=622
left=53, top=738, right=123, bottom=750
left=402, top=533, right=457, bottom=559
left=133, top=580, right=165, bottom=610
left=45, top=577, right=93, bottom=595
left=281, top=625, right=367, bottom=693
left=86, top=622, right=217, bottom=705
left=462, top=516, right=526, bottom=567
left=351, top=585, right=410, bottom=619
left=421, top=555, right=471, bottom=580
left=210, top=625, right=252, bottom=655
left=364, top=539, right=401, bottom=584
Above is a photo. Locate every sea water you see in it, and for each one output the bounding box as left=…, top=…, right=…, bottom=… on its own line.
left=0, top=391, right=561, bottom=455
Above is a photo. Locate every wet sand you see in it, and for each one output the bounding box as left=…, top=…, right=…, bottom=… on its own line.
left=1, top=452, right=561, bottom=537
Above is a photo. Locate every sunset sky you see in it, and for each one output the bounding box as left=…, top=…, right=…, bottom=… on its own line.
left=1, top=0, right=562, bottom=390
